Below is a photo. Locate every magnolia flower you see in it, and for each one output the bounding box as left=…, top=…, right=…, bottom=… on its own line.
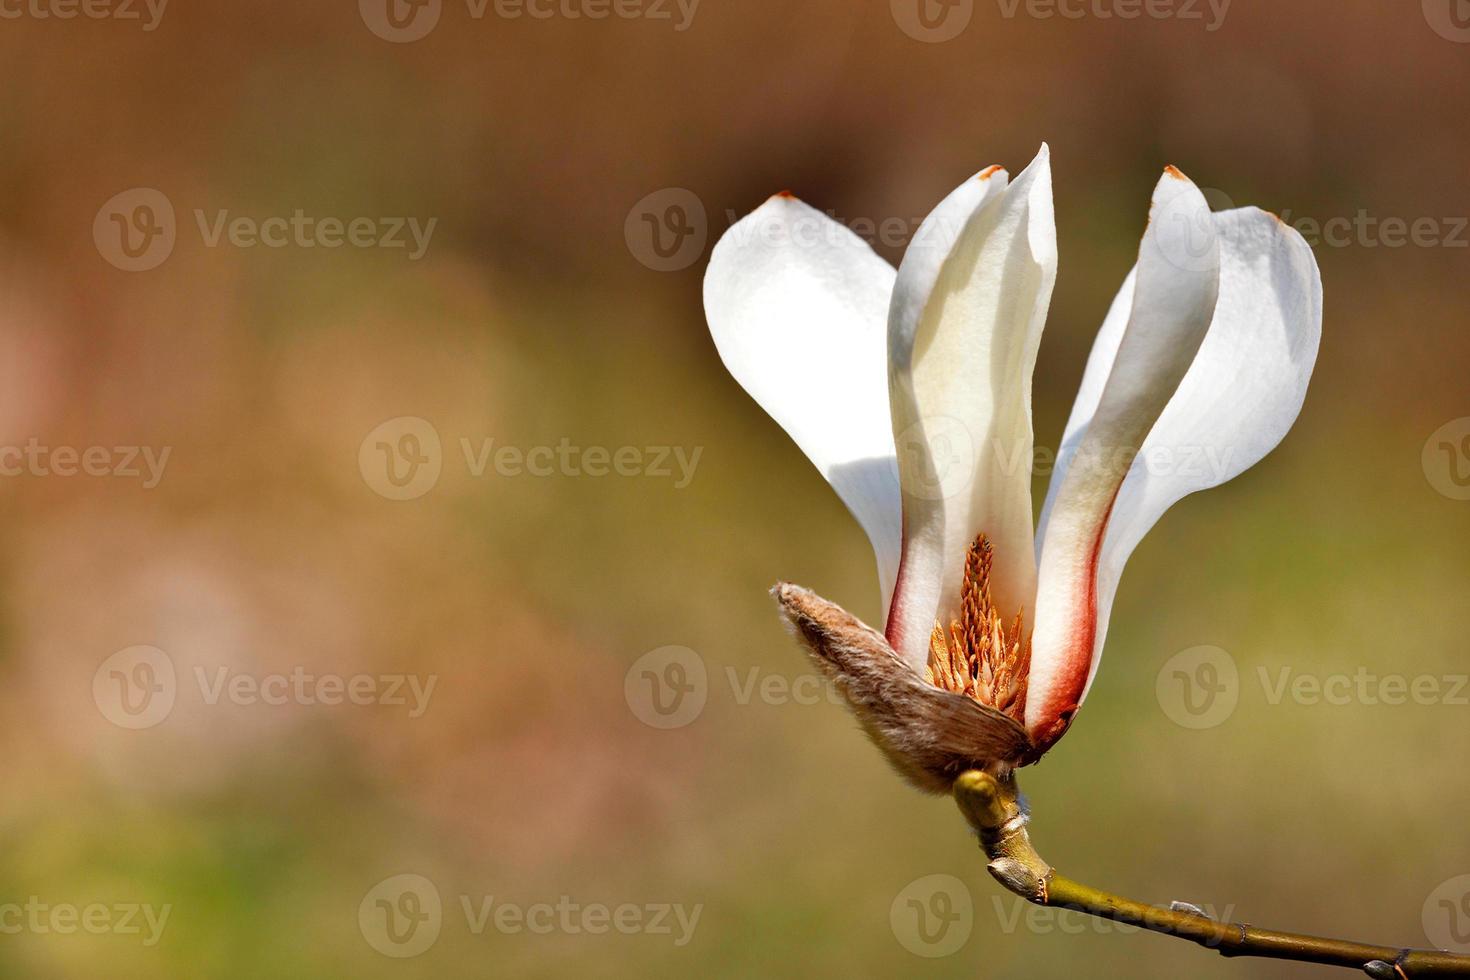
left=703, top=145, right=1321, bottom=790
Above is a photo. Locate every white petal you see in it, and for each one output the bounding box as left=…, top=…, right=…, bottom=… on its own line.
left=885, top=145, right=1058, bottom=671
left=1027, top=168, right=1223, bottom=745
left=704, top=194, right=903, bottom=612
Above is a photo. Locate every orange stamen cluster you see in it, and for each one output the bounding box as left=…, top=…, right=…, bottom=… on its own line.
left=925, top=534, right=1031, bottom=723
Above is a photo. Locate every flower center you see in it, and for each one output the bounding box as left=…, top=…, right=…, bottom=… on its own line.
left=924, top=533, right=1031, bottom=723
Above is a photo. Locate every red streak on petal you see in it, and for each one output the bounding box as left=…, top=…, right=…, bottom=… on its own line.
left=1032, top=485, right=1123, bottom=751
left=885, top=563, right=908, bottom=650
left=885, top=515, right=913, bottom=652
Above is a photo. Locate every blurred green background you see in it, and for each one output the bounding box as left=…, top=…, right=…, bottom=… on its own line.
left=1, top=1, right=1468, bottom=977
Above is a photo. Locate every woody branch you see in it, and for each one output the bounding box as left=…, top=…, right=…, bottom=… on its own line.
left=953, top=770, right=1470, bottom=977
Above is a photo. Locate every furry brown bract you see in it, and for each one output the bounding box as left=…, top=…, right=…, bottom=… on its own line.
left=772, top=583, right=1035, bottom=793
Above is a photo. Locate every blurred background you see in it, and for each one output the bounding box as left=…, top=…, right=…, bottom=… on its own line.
left=1, top=1, right=1468, bottom=976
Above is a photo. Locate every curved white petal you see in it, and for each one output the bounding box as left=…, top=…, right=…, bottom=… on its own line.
left=704, top=194, right=903, bottom=612
left=885, top=145, right=1058, bottom=671
left=1027, top=168, right=1223, bottom=745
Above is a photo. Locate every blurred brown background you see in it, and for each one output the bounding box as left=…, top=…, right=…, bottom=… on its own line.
left=1, top=1, right=1468, bottom=977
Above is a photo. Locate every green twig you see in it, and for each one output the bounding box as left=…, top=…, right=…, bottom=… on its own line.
left=953, top=770, right=1470, bottom=977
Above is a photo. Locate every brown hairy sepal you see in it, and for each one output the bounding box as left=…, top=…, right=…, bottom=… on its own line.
left=772, top=582, right=1036, bottom=793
